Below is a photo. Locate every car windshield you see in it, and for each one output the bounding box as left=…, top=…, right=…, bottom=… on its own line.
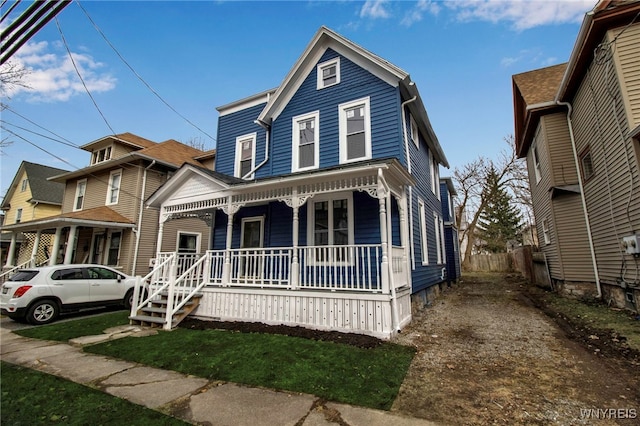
left=8, top=270, right=39, bottom=282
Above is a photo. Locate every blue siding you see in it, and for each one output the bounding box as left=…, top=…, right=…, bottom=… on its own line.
left=215, top=103, right=268, bottom=177
left=445, top=227, right=460, bottom=282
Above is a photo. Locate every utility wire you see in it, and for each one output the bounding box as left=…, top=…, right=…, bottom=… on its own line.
left=1, top=120, right=80, bottom=149
left=0, top=0, right=21, bottom=25
left=2, top=104, right=78, bottom=146
left=54, top=15, right=116, bottom=135
left=75, top=0, right=216, bottom=142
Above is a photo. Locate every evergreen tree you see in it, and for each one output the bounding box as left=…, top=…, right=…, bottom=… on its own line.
left=476, top=166, right=522, bottom=253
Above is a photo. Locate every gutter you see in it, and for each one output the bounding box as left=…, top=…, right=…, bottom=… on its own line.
left=556, top=101, right=602, bottom=299
left=557, top=9, right=596, bottom=101
left=132, top=160, right=156, bottom=275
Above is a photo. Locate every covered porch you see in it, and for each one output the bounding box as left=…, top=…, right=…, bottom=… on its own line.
left=137, top=159, right=414, bottom=339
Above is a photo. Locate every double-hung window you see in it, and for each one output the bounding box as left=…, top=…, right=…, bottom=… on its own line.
left=107, top=231, right=121, bottom=266
left=418, top=199, right=429, bottom=265
left=20, top=178, right=28, bottom=192
left=317, top=58, right=340, bottom=89
left=15, top=208, right=22, bottom=224
left=410, top=114, right=419, bottom=148
left=235, top=133, right=256, bottom=179
left=292, top=111, right=319, bottom=172
left=542, top=219, right=551, bottom=245
left=309, top=193, right=353, bottom=262
left=74, top=179, right=87, bottom=211
left=532, top=145, right=542, bottom=184
left=106, top=169, right=122, bottom=205
left=434, top=212, right=445, bottom=264
left=339, top=97, right=371, bottom=164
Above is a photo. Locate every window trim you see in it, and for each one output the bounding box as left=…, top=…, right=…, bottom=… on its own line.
left=307, top=192, right=354, bottom=264
left=234, top=133, right=257, bottom=180
left=434, top=212, right=445, bottom=264
left=292, top=111, right=320, bottom=172
left=532, top=145, right=542, bottom=184
left=106, top=230, right=122, bottom=266
left=20, top=178, right=28, bottom=192
left=579, top=147, right=595, bottom=183
left=177, top=231, right=201, bottom=254
left=106, top=169, right=122, bottom=206
left=91, top=145, right=113, bottom=165
left=418, top=199, right=429, bottom=265
left=316, top=57, right=340, bottom=90
left=338, top=97, right=372, bottom=164
left=410, top=114, right=419, bottom=148
left=73, top=179, right=87, bottom=212
left=15, top=207, right=22, bottom=224
left=240, top=217, right=265, bottom=249
left=542, top=219, right=551, bottom=245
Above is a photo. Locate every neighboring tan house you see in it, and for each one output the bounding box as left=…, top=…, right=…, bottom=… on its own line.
left=512, top=0, right=640, bottom=311
left=440, top=178, right=460, bottom=284
left=139, top=26, right=451, bottom=338
left=1, top=133, right=215, bottom=277
left=1, top=161, right=69, bottom=268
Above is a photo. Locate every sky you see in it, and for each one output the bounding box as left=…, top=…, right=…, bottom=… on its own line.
left=0, top=0, right=596, bottom=198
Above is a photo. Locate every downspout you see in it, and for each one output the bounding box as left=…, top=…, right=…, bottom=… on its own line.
left=243, top=119, right=270, bottom=179
left=401, top=94, right=417, bottom=269
left=557, top=101, right=602, bottom=298
left=132, top=160, right=156, bottom=275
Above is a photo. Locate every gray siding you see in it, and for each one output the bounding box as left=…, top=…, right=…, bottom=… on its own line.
left=570, top=31, right=640, bottom=285
left=545, top=114, right=578, bottom=186
left=611, top=23, right=640, bottom=130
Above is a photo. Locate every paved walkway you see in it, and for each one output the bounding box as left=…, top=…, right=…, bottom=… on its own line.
left=0, top=322, right=436, bottom=426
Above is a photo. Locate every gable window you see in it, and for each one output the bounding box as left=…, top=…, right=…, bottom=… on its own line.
left=339, top=97, right=371, bottom=164
left=580, top=148, right=595, bottom=182
left=292, top=111, right=320, bottom=172
left=91, top=146, right=112, bottom=165
left=15, top=208, right=22, bottom=224
left=418, top=199, right=429, bottom=265
left=541, top=219, right=550, bottom=245
left=20, top=178, right=28, bottom=192
left=235, top=133, right=256, bottom=179
left=410, top=114, right=419, bottom=148
left=107, top=231, right=121, bottom=266
left=74, top=179, right=87, bottom=211
left=532, top=145, right=542, bottom=184
left=106, top=169, right=122, bottom=205
left=317, top=58, right=340, bottom=89
left=308, top=193, right=353, bottom=262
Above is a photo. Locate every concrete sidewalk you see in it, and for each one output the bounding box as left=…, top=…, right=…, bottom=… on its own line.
left=0, top=324, right=437, bottom=426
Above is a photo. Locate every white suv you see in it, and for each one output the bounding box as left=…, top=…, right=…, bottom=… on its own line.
left=1, top=264, right=136, bottom=325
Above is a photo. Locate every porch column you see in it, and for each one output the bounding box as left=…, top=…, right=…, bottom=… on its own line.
left=399, top=190, right=411, bottom=288
left=30, top=229, right=42, bottom=267
left=291, top=194, right=300, bottom=289
left=5, top=232, right=17, bottom=267
left=378, top=185, right=390, bottom=294
left=64, top=225, right=78, bottom=264
left=222, top=212, right=234, bottom=284
left=156, top=219, right=165, bottom=256
left=50, top=227, right=63, bottom=265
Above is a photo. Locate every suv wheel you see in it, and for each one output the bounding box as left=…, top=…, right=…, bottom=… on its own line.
left=123, top=289, right=134, bottom=310
left=27, top=300, right=59, bottom=325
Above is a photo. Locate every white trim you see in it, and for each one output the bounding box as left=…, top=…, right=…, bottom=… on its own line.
left=106, top=169, right=122, bottom=206
left=240, top=216, right=265, bottom=249
left=15, top=208, right=22, bottom=223
left=106, top=229, right=122, bottom=266
left=410, top=114, right=419, bottom=148
left=292, top=111, right=320, bottom=172
left=316, top=57, right=340, bottom=90
left=418, top=198, right=429, bottom=265
left=339, top=97, right=372, bottom=164
left=91, top=144, right=113, bottom=165
left=89, top=231, right=106, bottom=264
left=73, top=179, right=87, bottom=212
left=532, top=144, right=542, bottom=184
left=434, top=211, right=444, bottom=264
left=307, top=191, right=355, bottom=250
left=177, top=231, right=202, bottom=253
left=542, top=219, right=551, bottom=245
left=235, top=133, right=257, bottom=179
left=20, top=178, right=28, bottom=192
left=434, top=158, right=440, bottom=200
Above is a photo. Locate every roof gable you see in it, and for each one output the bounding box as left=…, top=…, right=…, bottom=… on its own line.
left=1, top=161, right=69, bottom=209
left=257, top=26, right=409, bottom=125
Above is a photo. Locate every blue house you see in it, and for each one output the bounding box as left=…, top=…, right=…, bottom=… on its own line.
left=141, top=27, right=450, bottom=339
left=440, top=178, right=460, bottom=285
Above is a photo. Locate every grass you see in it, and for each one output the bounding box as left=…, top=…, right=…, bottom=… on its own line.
left=536, top=289, right=640, bottom=351
left=15, top=311, right=130, bottom=341
left=0, top=361, right=189, bottom=426
left=12, top=312, right=415, bottom=410
left=85, top=328, right=415, bottom=410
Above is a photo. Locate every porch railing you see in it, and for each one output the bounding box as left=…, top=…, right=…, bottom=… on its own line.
left=0, top=257, right=34, bottom=284
left=391, top=246, right=408, bottom=289
left=228, top=248, right=291, bottom=287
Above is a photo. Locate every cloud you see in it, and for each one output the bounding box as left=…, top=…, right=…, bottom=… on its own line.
left=444, top=0, right=593, bottom=31
left=401, top=0, right=441, bottom=27
left=0, top=40, right=116, bottom=102
left=360, top=0, right=391, bottom=19
left=500, top=49, right=558, bottom=68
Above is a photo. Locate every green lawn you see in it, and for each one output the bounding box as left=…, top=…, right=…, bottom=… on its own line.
left=14, top=313, right=415, bottom=410
left=0, top=361, right=189, bottom=426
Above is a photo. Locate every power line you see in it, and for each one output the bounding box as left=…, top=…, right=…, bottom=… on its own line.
left=1, top=120, right=80, bottom=149
left=54, top=15, right=116, bottom=135
left=74, top=0, right=217, bottom=143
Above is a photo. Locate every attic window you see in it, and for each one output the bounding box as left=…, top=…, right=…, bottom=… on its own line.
left=20, top=178, right=28, bottom=192
left=91, top=146, right=112, bottom=165
left=317, top=58, right=340, bottom=89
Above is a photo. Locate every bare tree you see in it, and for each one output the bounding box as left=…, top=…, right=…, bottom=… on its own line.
left=453, top=135, right=529, bottom=267
left=0, top=60, right=30, bottom=98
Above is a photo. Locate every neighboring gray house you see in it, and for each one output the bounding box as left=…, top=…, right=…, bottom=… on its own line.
left=512, top=0, right=640, bottom=310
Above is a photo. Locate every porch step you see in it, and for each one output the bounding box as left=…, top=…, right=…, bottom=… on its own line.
left=141, top=306, right=186, bottom=315
left=129, top=291, right=203, bottom=329
left=128, top=315, right=167, bottom=326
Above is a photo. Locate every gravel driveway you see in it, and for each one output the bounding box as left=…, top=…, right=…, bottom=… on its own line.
left=391, top=273, right=639, bottom=425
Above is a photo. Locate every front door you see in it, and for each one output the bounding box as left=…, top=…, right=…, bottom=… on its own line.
left=240, top=217, right=264, bottom=278
left=91, top=234, right=105, bottom=264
